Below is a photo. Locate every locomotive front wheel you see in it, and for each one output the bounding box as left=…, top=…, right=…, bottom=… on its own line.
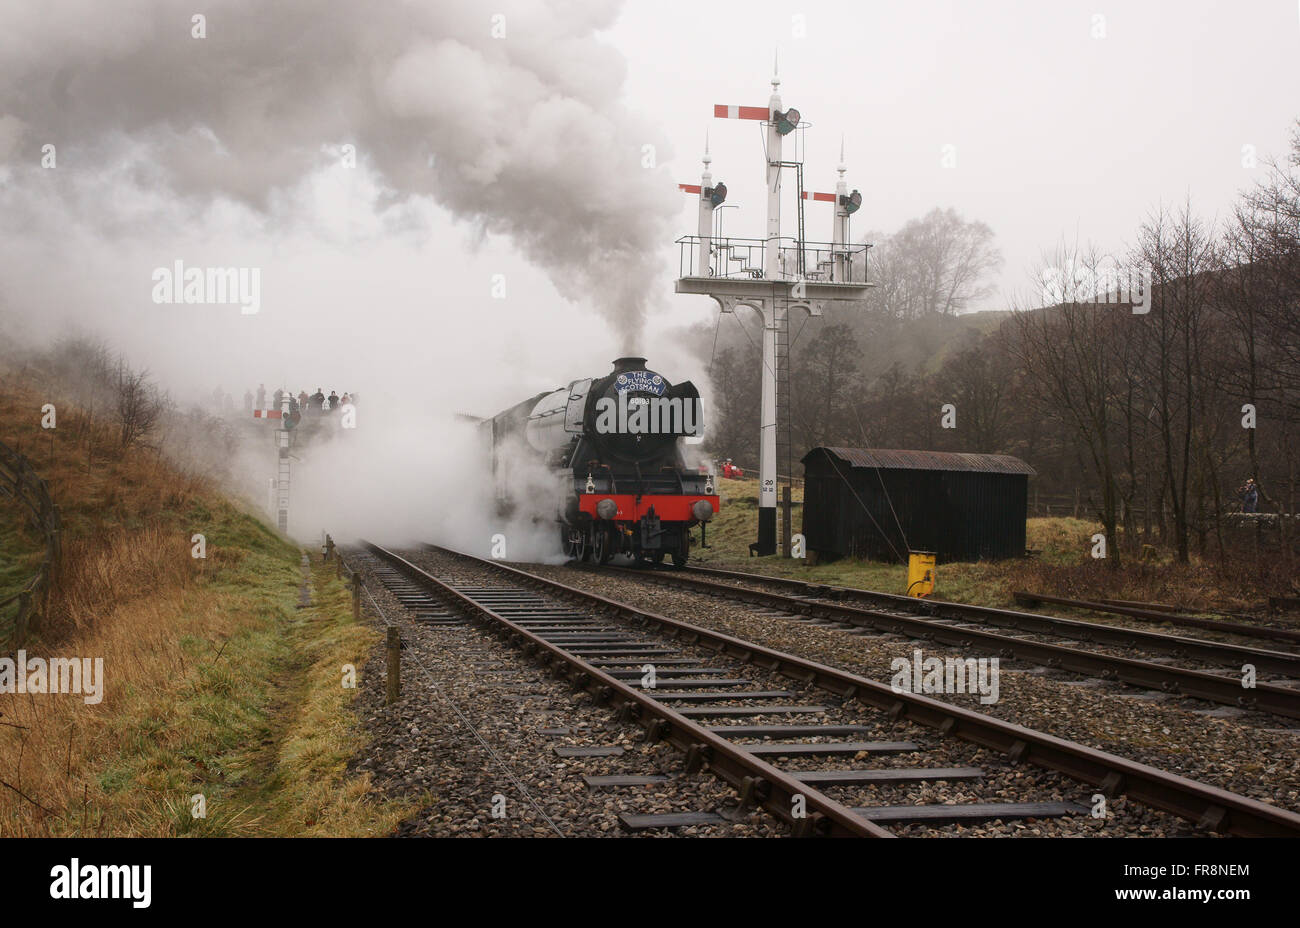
left=562, top=526, right=587, bottom=562
left=592, top=525, right=614, bottom=564
left=671, top=549, right=688, bottom=568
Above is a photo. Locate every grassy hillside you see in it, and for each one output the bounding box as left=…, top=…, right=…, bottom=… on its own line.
left=0, top=366, right=406, bottom=836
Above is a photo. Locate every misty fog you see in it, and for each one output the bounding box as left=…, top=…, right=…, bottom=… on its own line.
left=2, top=0, right=1296, bottom=549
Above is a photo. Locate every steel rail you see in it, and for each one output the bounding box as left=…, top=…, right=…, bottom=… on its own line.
left=1013, top=590, right=1300, bottom=646
left=669, top=566, right=1300, bottom=674
left=365, top=542, right=889, bottom=838
left=607, top=565, right=1300, bottom=717
left=426, top=545, right=1300, bottom=837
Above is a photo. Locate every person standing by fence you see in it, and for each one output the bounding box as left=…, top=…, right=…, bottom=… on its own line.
left=1239, top=477, right=1260, bottom=513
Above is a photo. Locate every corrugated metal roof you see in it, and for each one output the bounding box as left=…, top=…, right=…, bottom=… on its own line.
left=804, top=447, right=1036, bottom=476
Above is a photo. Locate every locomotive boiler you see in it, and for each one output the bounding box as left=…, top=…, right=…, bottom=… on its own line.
left=483, top=357, right=719, bottom=565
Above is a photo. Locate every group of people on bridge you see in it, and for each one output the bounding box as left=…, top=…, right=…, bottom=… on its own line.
left=245, top=385, right=358, bottom=417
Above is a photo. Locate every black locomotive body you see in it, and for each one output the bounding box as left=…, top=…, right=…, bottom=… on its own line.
left=483, top=357, right=719, bottom=565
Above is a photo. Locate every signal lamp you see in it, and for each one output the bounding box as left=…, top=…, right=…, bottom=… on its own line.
left=708, top=182, right=727, bottom=207
left=841, top=189, right=862, bottom=214
left=774, top=107, right=800, bottom=135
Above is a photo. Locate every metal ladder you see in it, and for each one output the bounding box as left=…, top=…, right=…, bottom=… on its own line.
left=276, top=429, right=291, bottom=533
left=774, top=159, right=808, bottom=278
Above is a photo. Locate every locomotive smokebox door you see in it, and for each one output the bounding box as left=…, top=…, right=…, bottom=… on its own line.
left=640, top=507, right=663, bottom=549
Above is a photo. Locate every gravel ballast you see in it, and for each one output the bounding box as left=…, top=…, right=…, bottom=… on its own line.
left=343, top=550, right=784, bottom=837
left=390, top=549, right=1243, bottom=836
left=512, top=560, right=1300, bottom=823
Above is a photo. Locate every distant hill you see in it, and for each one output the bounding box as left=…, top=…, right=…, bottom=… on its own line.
left=677, top=303, right=1009, bottom=386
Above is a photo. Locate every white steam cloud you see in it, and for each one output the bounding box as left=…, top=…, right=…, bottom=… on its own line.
left=288, top=406, right=565, bottom=560
left=0, top=0, right=709, bottom=551
left=0, top=0, right=677, bottom=349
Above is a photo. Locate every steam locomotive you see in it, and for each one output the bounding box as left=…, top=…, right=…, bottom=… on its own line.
left=483, top=357, right=719, bottom=565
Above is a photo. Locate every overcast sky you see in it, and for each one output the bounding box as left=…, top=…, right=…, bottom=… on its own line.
left=1, top=0, right=1296, bottom=415
left=630, top=0, right=1300, bottom=320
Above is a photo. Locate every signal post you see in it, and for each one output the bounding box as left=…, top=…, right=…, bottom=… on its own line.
left=675, top=69, right=871, bottom=556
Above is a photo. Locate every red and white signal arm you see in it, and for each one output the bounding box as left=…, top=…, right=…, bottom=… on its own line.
left=713, top=105, right=769, bottom=121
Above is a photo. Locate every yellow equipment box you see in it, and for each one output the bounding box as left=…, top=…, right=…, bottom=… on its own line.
left=907, top=551, right=935, bottom=598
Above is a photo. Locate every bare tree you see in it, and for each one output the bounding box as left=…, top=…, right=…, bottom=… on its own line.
left=706, top=345, right=760, bottom=465
left=1132, top=200, right=1219, bottom=563
left=867, top=208, right=1004, bottom=318
left=114, top=359, right=164, bottom=450
left=1007, top=242, right=1128, bottom=564
left=791, top=322, right=861, bottom=451
left=932, top=336, right=1012, bottom=453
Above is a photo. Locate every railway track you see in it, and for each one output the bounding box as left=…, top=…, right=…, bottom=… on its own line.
left=348, top=548, right=783, bottom=837
left=363, top=542, right=885, bottom=837
left=1012, top=590, right=1300, bottom=646
left=375, top=542, right=1300, bottom=837
left=600, top=562, right=1300, bottom=720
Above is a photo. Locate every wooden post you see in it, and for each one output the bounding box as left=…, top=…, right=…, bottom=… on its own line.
left=336, top=554, right=343, bottom=580
left=351, top=572, right=361, bottom=623
left=781, top=485, right=792, bottom=559
left=51, top=508, right=62, bottom=578
left=27, top=581, right=42, bottom=633
left=385, top=626, right=401, bottom=705
left=14, top=589, right=31, bottom=646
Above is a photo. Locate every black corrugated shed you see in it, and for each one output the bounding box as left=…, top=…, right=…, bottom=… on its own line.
left=801, top=447, right=1036, bottom=563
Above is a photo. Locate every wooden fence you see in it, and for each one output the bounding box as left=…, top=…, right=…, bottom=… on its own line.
left=0, top=440, right=61, bottom=647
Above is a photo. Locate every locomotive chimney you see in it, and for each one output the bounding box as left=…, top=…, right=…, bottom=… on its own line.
left=611, top=356, right=647, bottom=373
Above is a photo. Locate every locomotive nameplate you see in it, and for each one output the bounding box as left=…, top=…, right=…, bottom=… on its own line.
left=615, top=371, right=666, bottom=396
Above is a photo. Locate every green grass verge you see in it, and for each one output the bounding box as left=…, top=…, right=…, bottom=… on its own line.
left=66, top=504, right=406, bottom=836
left=694, top=477, right=1102, bottom=608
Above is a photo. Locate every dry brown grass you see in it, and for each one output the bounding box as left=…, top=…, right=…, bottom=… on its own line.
left=0, top=549, right=403, bottom=836
left=702, top=489, right=1297, bottom=614
left=0, top=534, right=249, bottom=835
left=0, top=361, right=405, bottom=836
left=1009, top=551, right=1298, bottom=615
left=50, top=525, right=202, bottom=635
